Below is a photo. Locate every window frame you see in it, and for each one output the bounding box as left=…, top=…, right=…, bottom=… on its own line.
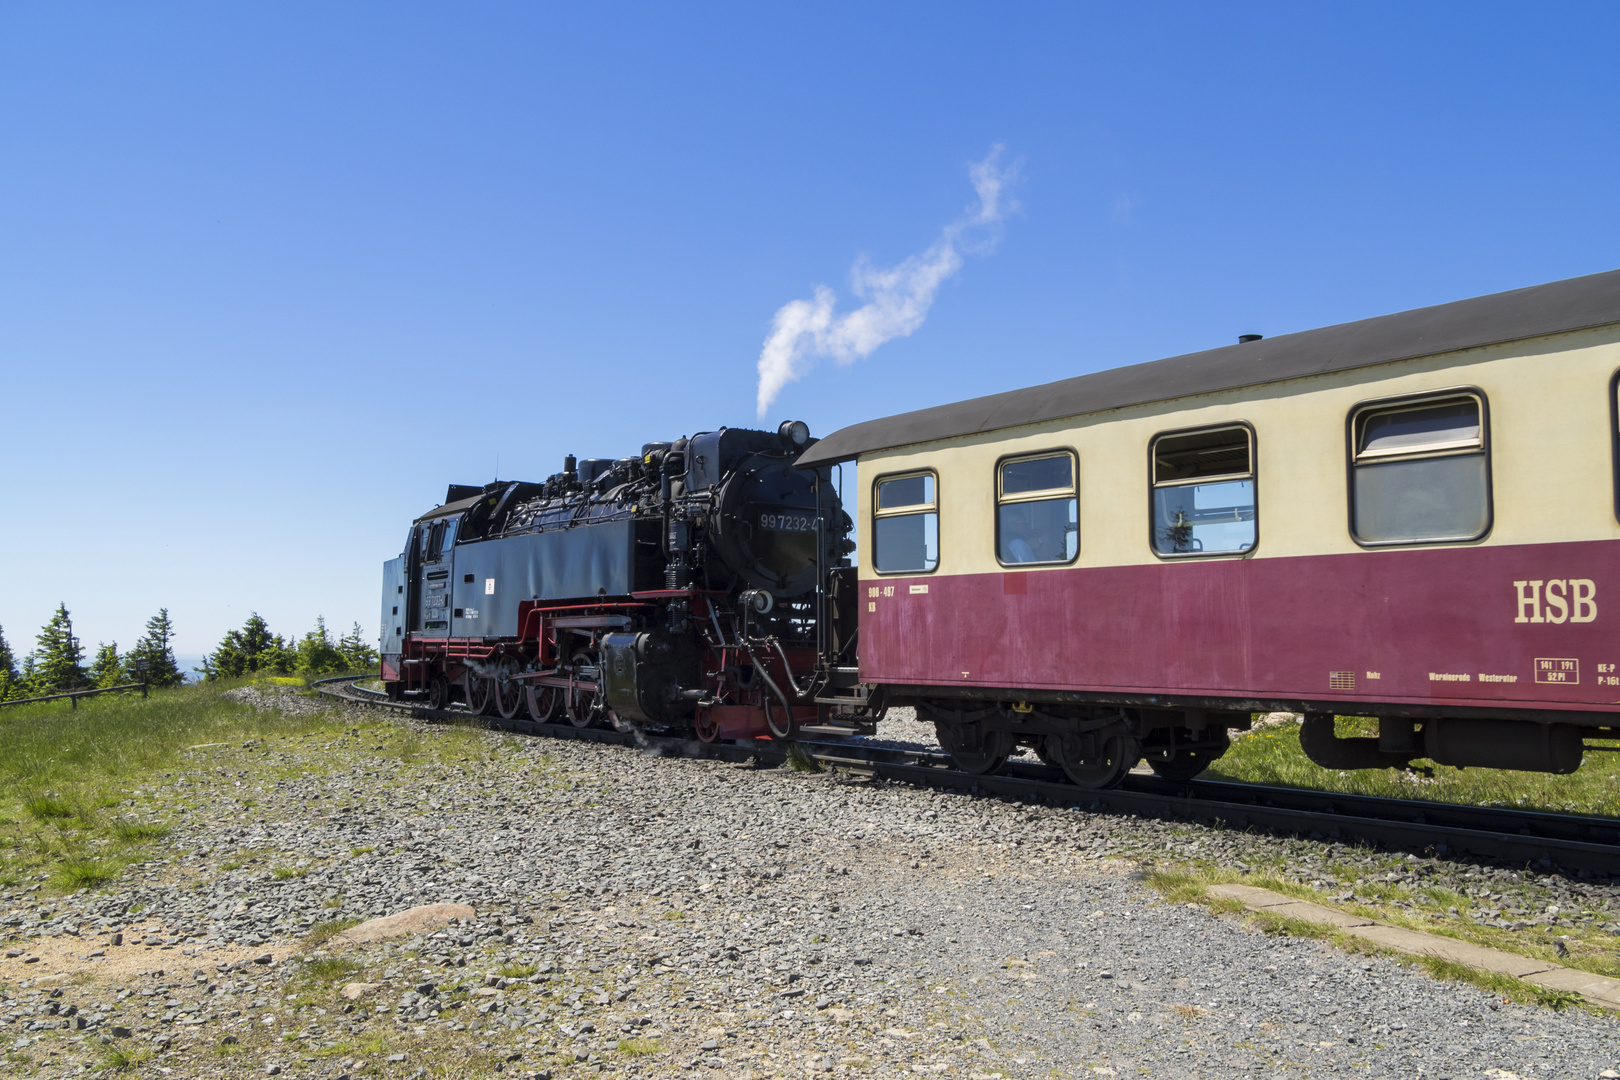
left=1344, top=387, right=1492, bottom=549
left=994, top=448, right=1080, bottom=568
left=1610, top=368, right=1620, bottom=525
left=1146, top=421, right=1259, bottom=560
left=870, top=468, right=941, bottom=576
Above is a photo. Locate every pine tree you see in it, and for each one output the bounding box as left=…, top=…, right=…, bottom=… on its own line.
left=33, top=604, right=87, bottom=692
left=336, top=622, right=379, bottom=671
left=296, top=616, right=347, bottom=676
left=203, top=613, right=290, bottom=679
left=89, top=643, right=123, bottom=688
left=0, top=624, right=18, bottom=701
left=125, top=608, right=183, bottom=687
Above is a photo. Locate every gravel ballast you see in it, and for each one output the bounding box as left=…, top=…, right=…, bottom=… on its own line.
left=1, top=690, right=1617, bottom=1079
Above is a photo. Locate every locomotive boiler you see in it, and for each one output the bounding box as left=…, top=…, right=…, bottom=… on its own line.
left=379, top=422, right=858, bottom=741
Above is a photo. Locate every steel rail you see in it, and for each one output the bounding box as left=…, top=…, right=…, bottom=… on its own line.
left=313, top=677, right=1620, bottom=875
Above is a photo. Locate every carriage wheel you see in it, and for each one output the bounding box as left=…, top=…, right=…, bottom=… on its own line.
left=467, top=675, right=495, bottom=716
left=1046, top=731, right=1139, bottom=790
left=935, top=722, right=1013, bottom=775
left=526, top=684, right=559, bottom=723
left=1148, top=731, right=1230, bottom=783
left=694, top=705, right=721, bottom=743
left=494, top=658, right=525, bottom=721
left=565, top=650, right=600, bottom=728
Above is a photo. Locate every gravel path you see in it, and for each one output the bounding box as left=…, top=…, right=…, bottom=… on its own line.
left=2, top=690, right=1617, bottom=1079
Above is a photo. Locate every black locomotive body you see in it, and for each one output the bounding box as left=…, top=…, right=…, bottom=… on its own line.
left=380, top=422, right=859, bottom=740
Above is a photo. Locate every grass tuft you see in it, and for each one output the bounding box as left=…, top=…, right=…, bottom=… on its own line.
left=298, top=955, right=362, bottom=981
left=53, top=857, right=122, bottom=891
left=111, top=819, right=171, bottom=842
left=272, top=865, right=309, bottom=880
left=784, top=743, right=823, bottom=773
left=305, top=917, right=362, bottom=946
left=616, top=1038, right=664, bottom=1057
left=23, top=795, right=74, bottom=821
left=496, top=962, right=538, bottom=979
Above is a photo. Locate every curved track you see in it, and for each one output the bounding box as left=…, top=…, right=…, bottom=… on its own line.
left=314, top=676, right=1620, bottom=875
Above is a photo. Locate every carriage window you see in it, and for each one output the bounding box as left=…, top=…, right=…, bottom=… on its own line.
left=997, top=452, right=1077, bottom=565
left=1351, top=394, right=1488, bottom=545
left=873, top=471, right=938, bottom=573
left=1151, top=426, right=1256, bottom=556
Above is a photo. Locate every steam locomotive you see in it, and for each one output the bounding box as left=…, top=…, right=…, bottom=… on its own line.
left=379, top=422, right=863, bottom=742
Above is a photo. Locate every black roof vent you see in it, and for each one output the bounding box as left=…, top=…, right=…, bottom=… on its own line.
left=1238, top=334, right=1263, bottom=344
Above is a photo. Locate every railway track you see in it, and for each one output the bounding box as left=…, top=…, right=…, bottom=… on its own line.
left=314, top=676, right=1620, bottom=876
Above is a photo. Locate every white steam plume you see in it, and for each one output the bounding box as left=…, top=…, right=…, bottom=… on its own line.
left=755, top=145, right=1019, bottom=419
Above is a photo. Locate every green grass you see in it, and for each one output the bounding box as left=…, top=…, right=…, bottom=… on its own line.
left=0, top=675, right=352, bottom=893
left=495, top=962, right=537, bottom=979
left=297, top=955, right=363, bottom=982
left=52, top=858, right=122, bottom=891
left=305, top=917, right=362, bottom=946
left=615, top=1038, right=664, bottom=1057
left=784, top=743, right=823, bottom=773
left=272, top=865, right=309, bottom=880
left=1211, top=715, right=1620, bottom=817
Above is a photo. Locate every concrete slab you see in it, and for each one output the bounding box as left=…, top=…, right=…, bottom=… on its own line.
left=1202, top=880, right=1618, bottom=1005
left=1206, top=883, right=1294, bottom=908
left=1524, top=967, right=1620, bottom=1011
left=1261, top=900, right=1377, bottom=929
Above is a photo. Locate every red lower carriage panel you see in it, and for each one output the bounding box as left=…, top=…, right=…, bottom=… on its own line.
left=860, top=538, right=1620, bottom=713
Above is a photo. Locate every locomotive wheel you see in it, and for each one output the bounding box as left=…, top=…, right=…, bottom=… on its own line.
left=1046, top=731, right=1139, bottom=790
left=565, top=650, right=599, bottom=728
left=467, top=675, right=495, bottom=716
left=494, top=658, right=525, bottom=721
left=526, top=684, right=559, bottom=723
left=694, top=706, right=721, bottom=743
left=936, top=722, right=1013, bottom=775
left=426, top=675, right=450, bottom=711
left=1148, top=732, right=1230, bottom=783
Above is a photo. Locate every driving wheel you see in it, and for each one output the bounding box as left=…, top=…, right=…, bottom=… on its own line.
left=1046, top=731, right=1139, bottom=790
left=526, top=683, right=559, bottom=723
left=936, top=722, right=1013, bottom=775
left=494, top=657, right=525, bottom=721
left=467, top=674, right=495, bottom=716
left=565, top=650, right=600, bottom=728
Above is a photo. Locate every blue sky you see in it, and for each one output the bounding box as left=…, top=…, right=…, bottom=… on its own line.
left=2, top=3, right=1617, bottom=662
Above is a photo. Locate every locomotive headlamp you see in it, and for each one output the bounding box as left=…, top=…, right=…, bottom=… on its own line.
left=740, top=588, right=775, bottom=614
left=778, top=420, right=811, bottom=449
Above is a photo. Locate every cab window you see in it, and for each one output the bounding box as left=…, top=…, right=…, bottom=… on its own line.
left=1151, top=425, right=1256, bottom=556
left=1350, top=393, right=1488, bottom=545
left=873, top=471, right=938, bottom=573
left=997, top=451, right=1077, bottom=565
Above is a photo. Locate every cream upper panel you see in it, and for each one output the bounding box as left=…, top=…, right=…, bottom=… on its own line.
left=856, top=327, right=1620, bottom=577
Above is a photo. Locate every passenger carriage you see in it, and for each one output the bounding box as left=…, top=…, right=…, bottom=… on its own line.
left=798, top=269, right=1620, bottom=787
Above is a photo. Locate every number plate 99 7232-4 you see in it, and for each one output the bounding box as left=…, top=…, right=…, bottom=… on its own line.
left=759, top=512, right=816, bottom=532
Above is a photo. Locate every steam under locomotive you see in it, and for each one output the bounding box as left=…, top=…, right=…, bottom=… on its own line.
left=379, top=421, right=863, bottom=741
